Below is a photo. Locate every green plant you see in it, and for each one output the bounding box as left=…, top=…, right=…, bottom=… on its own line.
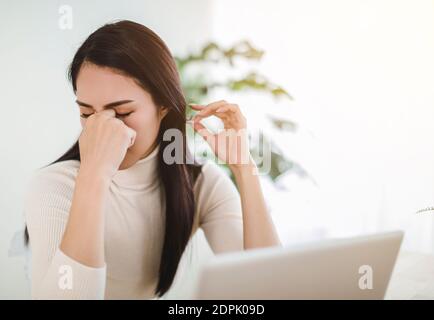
left=175, top=40, right=308, bottom=182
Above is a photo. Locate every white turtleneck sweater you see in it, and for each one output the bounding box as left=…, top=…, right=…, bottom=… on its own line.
left=24, top=145, right=244, bottom=299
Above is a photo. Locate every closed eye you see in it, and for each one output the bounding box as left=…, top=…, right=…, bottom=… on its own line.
left=80, top=112, right=133, bottom=119
left=79, top=113, right=92, bottom=119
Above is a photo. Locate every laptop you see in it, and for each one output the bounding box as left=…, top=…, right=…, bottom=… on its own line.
left=194, top=231, right=404, bottom=299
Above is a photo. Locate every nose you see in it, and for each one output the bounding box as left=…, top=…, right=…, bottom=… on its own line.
left=98, top=109, right=116, bottom=117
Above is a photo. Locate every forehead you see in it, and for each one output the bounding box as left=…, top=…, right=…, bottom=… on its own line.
left=76, top=63, right=149, bottom=104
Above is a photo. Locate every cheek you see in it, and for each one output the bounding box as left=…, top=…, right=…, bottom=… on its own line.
left=125, top=109, right=161, bottom=144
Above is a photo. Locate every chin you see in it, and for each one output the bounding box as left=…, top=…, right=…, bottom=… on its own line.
left=118, top=151, right=134, bottom=170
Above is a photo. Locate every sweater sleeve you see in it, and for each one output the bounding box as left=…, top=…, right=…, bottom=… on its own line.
left=195, top=162, right=244, bottom=253
left=24, top=162, right=106, bottom=300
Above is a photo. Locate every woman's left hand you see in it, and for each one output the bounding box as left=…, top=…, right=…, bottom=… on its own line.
left=190, top=100, right=253, bottom=170
left=191, top=100, right=281, bottom=249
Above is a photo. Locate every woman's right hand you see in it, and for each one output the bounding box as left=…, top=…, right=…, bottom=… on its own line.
left=78, top=109, right=136, bottom=179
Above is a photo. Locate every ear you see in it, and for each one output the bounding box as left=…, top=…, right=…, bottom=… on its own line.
left=159, top=106, right=169, bottom=120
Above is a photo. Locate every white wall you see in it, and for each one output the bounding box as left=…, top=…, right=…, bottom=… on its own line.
left=0, top=0, right=214, bottom=299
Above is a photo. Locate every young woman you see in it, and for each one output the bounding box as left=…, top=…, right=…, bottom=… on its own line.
left=24, top=20, right=281, bottom=300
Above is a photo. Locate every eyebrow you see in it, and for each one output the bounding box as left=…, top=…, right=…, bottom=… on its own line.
left=76, top=99, right=134, bottom=109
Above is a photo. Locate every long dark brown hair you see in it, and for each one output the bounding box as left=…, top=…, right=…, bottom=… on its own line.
left=25, top=20, right=202, bottom=297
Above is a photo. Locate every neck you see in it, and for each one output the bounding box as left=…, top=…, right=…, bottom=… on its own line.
left=119, top=142, right=159, bottom=170
left=112, top=143, right=160, bottom=189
